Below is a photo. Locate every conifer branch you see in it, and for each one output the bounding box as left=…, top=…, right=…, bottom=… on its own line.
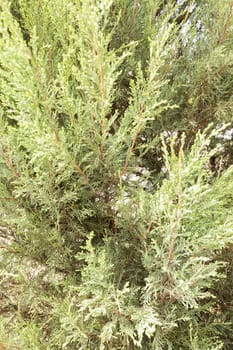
left=0, top=147, right=19, bottom=178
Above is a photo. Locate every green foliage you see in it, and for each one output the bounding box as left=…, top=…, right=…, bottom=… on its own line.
left=0, top=0, right=233, bottom=349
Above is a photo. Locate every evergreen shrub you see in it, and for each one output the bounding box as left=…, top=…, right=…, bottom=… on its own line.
left=0, top=0, right=233, bottom=349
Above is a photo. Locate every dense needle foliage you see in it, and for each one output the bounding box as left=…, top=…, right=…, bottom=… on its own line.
left=0, top=0, right=233, bottom=349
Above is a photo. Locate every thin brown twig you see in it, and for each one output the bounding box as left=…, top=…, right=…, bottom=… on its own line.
left=121, top=129, right=140, bottom=176
left=0, top=147, right=20, bottom=178
left=121, top=104, right=145, bottom=176
left=167, top=148, right=183, bottom=268
left=71, top=160, right=89, bottom=185
left=0, top=342, right=21, bottom=350
left=128, top=0, right=139, bottom=42
left=96, top=42, right=106, bottom=162
left=161, top=147, right=184, bottom=304
left=47, top=46, right=53, bottom=82
left=90, top=29, right=106, bottom=162
left=218, top=2, right=233, bottom=46
left=0, top=197, right=14, bottom=200
left=167, top=192, right=182, bottom=267
left=30, top=51, right=60, bottom=143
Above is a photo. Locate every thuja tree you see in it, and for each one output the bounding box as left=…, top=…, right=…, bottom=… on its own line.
left=0, top=0, right=233, bottom=349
